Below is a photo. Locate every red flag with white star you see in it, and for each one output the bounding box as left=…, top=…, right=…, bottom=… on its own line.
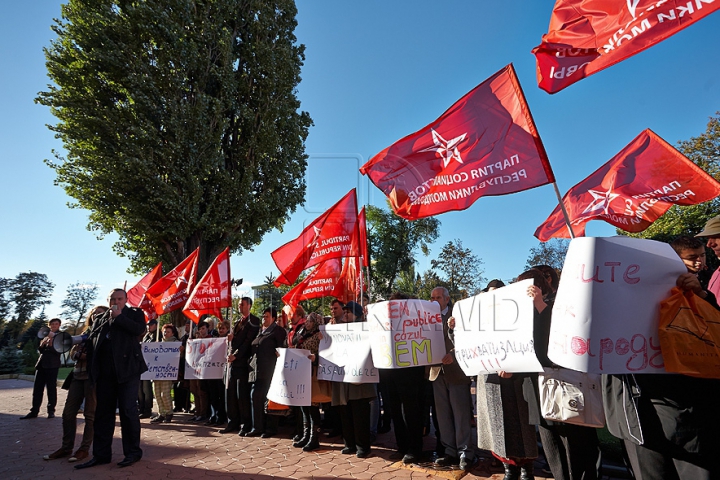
left=534, top=129, right=720, bottom=241
left=360, top=64, right=554, bottom=220
left=281, top=258, right=343, bottom=310
left=183, top=248, right=231, bottom=323
left=126, top=262, right=162, bottom=322
left=532, top=0, right=720, bottom=94
left=272, top=189, right=359, bottom=285
left=145, top=247, right=199, bottom=315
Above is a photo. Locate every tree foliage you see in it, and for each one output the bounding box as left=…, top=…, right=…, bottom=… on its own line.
left=37, top=0, right=313, bottom=277
left=365, top=203, right=440, bottom=298
left=1, top=273, right=55, bottom=346
left=61, top=282, right=99, bottom=332
left=431, top=239, right=484, bottom=301
left=623, top=113, right=720, bottom=242
left=525, top=239, right=570, bottom=272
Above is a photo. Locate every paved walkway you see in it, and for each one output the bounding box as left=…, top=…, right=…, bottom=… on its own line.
left=1, top=378, right=624, bottom=479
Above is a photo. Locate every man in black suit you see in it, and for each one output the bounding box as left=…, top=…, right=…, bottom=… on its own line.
left=20, top=318, right=62, bottom=419
left=220, top=296, right=260, bottom=435
left=76, top=288, right=148, bottom=469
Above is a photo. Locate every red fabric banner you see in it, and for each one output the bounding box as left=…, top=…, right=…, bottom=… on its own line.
left=281, top=258, right=343, bottom=309
left=358, top=207, right=369, bottom=268
left=145, top=247, right=199, bottom=315
left=359, top=64, right=554, bottom=220
left=336, top=255, right=365, bottom=304
left=126, top=262, right=162, bottom=322
left=535, top=129, right=720, bottom=241
left=272, top=189, right=359, bottom=285
left=183, top=247, right=231, bottom=323
left=532, top=0, right=720, bottom=94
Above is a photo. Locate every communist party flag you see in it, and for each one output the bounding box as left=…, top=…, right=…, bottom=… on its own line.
left=281, top=258, right=343, bottom=310
left=126, top=262, right=162, bottom=321
left=336, top=256, right=365, bottom=304
left=272, top=189, right=359, bottom=285
left=145, top=247, right=199, bottom=315
left=183, top=248, right=231, bottom=323
left=359, top=64, right=555, bottom=220
left=533, top=0, right=720, bottom=94
left=534, top=129, right=720, bottom=241
left=358, top=207, right=369, bottom=268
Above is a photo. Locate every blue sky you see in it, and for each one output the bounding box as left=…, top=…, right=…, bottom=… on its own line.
left=1, top=1, right=719, bottom=318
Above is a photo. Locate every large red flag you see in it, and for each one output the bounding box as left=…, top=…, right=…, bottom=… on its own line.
left=126, top=262, right=162, bottom=322
left=336, top=255, right=366, bottom=304
left=535, top=129, right=720, bottom=241
left=532, top=0, right=720, bottom=94
left=183, top=248, right=231, bottom=323
left=359, top=64, right=554, bottom=220
left=358, top=207, right=369, bottom=268
left=271, top=189, right=359, bottom=285
left=145, top=248, right=199, bottom=315
left=281, top=258, right=343, bottom=310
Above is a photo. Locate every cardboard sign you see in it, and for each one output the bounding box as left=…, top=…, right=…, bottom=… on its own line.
left=453, top=279, right=545, bottom=375
left=548, top=236, right=686, bottom=374
left=140, top=342, right=181, bottom=380
left=317, top=323, right=379, bottom=383
left=366, top=299, right=446, bottom=368
left=184, top=337, right=229, bottom=380
left=267, top=348, right=312, bottom=406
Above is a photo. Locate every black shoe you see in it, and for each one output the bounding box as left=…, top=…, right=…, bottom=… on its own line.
left=459, top=456, right=477, bottom=472
left=117, top=456, right=141, bottom=468
left=150, top=415, right=165, bottom=424
left=20, top=413, right=38, bottom=420
left=203, top=417, right=217, bottom=426
left=388, top=451, right=405, bottom=460
left=402, top=453, right=419, bottom=464
left=138, top=413, right=151, bottom=419
left=503, top=462, right=520, bottom=480
left=219, top=426, right=239, bottom=434
left=341, top=447, right=357, bottom=455
left=238, top=430, right=251, bottom=437
left=435, top=455, right=459, bottom=467
left=356, top=449, right=370, bottom=459
left=244, top=430, right=262, bottom=437
left=47, top=412, right=55, bottom=419
left=519, top=463, right=535, bottom=480
left=74, top=457, right=110, bottom=469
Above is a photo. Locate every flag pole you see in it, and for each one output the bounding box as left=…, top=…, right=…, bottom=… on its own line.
left=552, top=182, right=575, bottom=239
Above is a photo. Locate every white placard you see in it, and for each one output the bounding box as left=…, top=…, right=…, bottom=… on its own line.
left=267, top=348, right=312, bottom=406
left=184, top=337, right=229, bottom=380
left=317, top=323, right=379, bottom=383
left=548, top=236, right=686, bottom=374
left=453, top=279, right=545, bottom=375
left=141, top=342, right=181, bottom=380
left=366, top=299, right=446, bottom=368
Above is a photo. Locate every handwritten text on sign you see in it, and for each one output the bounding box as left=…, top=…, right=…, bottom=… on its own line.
left=184, top=338, right=228, bottom=380
left=367, top=299, right=446, bottom=368
left=453, top=279, right=544, bottom=375
left=141, top=342, right=181, bottom=380
left=318, top=323, right=378, bottom=383
left=268, top=348, right=312, bottom=406
left=549, top=237, right=686, bottom=374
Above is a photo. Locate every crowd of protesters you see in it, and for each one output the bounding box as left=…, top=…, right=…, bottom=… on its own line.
left=22, top=215, right=720, bottom=479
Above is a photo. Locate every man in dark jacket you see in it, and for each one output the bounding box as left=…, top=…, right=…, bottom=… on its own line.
left=220, top=296, right=259, bottom=435
left=21, top=318, right=62, bottom=419
left=75, top=288, right=147, bottom=470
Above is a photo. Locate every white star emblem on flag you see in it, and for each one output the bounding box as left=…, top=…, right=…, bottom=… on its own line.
left=582, top=188, right=620, bottom=215
left=419, top=129, right=467, bottom=168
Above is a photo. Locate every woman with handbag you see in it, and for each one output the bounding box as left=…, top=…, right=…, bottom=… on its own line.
left=289, top=312, right=327, bottom=452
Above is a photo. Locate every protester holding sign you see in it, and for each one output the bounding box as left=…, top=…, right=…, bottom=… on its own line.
left=204, top=319, right=229, bottom=427
left=188, top=322, right=211, bottom=422
left=603, top=237, right=720, bottom=480
left=150, top=324, right=179, bottom=424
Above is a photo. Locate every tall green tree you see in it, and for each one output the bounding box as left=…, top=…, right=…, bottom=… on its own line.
left=365, top=203, right=440, bottom=298
left=431, top=239, right=484, bottom=301
left=1, top=272, right=54, bottom=346
left=525, top=239, right=569, bottom=271
left=60, top=282, right=99, bottom=332
left=37, top=0, right=312, bottom=280
left=624, top=113, right=720, bottom=242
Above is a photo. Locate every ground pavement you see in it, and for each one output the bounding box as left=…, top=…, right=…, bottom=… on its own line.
left=0, top=378, right=627, bottom=480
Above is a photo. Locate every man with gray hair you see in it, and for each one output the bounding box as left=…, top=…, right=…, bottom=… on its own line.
left=429, top=286, right=475, bottom=472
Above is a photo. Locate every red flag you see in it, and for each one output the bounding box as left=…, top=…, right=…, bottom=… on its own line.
left=145, top=248, right=199, bottom=315
left=183, top=248, right=231, bottom=323
left=281, top=258, right=343, bottom=309
left=126, top=262, right=162, bottom=322
left=532, top=0, right=720, bottom=94
left=360, top=64, right=554, bottom=220
left=534, top=129, right=720, bottom=241
left=271, top=189, right=359, bottom=285
left=358, top=207, right=369, bottom=268
left=336, top=256, right=366, bottom=304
